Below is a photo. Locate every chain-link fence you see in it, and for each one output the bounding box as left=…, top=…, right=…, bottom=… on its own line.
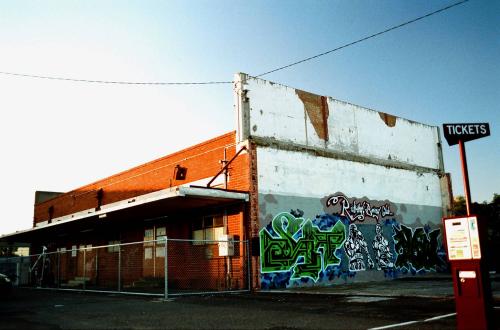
left=0, top=238, right=250, bottom=298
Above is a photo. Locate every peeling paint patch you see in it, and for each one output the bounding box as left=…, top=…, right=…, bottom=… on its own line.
left=296, top=89, right=329, bottom=141
left=379, top=112, right=397, bottom=127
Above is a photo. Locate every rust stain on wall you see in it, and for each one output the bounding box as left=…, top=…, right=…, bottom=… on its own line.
left=378, top=112, right=397, bottom=127
left=296, top=89, right=329, bottom=141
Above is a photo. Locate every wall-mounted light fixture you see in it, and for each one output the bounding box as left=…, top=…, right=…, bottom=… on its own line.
left=96, top=188, right=104, bottom=211
left=48, top=206, right=54, bottom=223
left=174, top=165, right=187, bottom=180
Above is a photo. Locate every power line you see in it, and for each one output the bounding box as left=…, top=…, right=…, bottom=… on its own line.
left=0, top=0, right=469, bottom=85
left=0, top=71, right=232, bottom=85
left=256, top=0, right=469, bottom=77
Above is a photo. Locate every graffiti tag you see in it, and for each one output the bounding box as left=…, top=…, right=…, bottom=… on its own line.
left=393, top=224, right=440, bottom=271
left=344, top=224, right=374, bottom=271
left=260, top=212, right=346, bottom=281
left=372, top=223, right=394, bottom=270
left=325, top=194, right=394, bottom=223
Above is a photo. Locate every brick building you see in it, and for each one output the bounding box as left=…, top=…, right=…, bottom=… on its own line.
left=0, top=73, right=452, bottom=291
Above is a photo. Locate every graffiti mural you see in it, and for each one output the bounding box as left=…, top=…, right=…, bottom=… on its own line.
left=393, top=224, right=440, bottom=271
left=259, top=212, right=346, bottom=281
left=259, top=192, right=445, bottom=288
left=344, top=224, right=374, bottom=271
left=325, top=194, right=394, bottom=223
left=372, top=223, right=394, bottom=270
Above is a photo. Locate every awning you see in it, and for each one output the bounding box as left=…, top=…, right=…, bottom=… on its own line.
left=0, top=186, right=249, bottom=243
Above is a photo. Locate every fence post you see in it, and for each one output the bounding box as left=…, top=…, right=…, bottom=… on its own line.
left=118, top=245, right=121, bottom=292
left=40, top=251, right=46, bottom=288
left=95, top=249, right=98, bottom=288
left=246, top=240, right=251, bottom=292
left=17, top=257, right=21, bottom=287
left=164, top=237, right=168, bottom=300
left=57, top=251, right=61, bottom=288
left=83, top=247, right=86, bottom=291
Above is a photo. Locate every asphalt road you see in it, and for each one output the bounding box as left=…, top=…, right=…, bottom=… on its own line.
left=3, top=288, right=497, bottom=330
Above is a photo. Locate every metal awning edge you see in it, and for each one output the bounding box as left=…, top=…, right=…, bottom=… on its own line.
left=0, top=187, right=248, bottom=240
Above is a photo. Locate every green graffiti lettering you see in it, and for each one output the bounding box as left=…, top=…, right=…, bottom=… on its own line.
left=259, top=212, right=346, bottom=281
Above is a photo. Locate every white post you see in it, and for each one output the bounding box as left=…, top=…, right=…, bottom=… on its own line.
left=164, top=237, right=168, bottom=300
left=118, top=245, right=121, bottom=292
left=83, top=248, right=86, bottom=291
left=247, top=240, right=251, bottom=291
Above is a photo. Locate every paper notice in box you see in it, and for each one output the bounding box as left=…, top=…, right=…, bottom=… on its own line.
left=468, top=217, right=481, bottom=259
left=444, top=216, right=481, bottom=260
left=445, top=217, right=472, bottom=260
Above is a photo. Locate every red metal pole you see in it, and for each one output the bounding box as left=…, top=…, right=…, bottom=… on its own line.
left=458, top=139, right=494, bottom=329
left=458, top=140, right=472, bottom=216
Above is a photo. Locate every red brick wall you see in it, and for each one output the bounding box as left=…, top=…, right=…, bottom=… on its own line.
left=34, top=131, right=250, bottom=224
left=45, top=207, right=249, bottom=291
left=32, top=131, right=253, bottom=291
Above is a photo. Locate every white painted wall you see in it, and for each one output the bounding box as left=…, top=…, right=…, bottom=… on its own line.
left=237, top=74, right=441, bottom=170
left=257, top=147, right=443, bottom=208
left=240, top=74, right=449, bottom=285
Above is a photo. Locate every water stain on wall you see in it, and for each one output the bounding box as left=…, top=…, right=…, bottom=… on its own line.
left=296, top=90, right=329, bottom=141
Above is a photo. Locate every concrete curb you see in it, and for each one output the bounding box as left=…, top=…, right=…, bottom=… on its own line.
left=260, top=289, right=455, bottom=300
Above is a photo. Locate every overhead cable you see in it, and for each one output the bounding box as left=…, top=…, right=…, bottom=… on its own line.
left=0, top=0, right=469, bottom=85
left=256, top=0, right=469, bottom=77
left=0, top=71, right=232, bottom=85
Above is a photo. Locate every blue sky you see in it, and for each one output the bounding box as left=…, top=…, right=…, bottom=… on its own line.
left=0, top=0, right=498, bottom=235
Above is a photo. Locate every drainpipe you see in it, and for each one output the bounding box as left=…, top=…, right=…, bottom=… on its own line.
left=223, top=148, right=228, bottom=190
left=223, top=148, right=231, bottom=289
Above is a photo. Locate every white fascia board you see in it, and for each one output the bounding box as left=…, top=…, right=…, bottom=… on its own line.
left=99, top=187, right=181, bottom=214
left=179, top=186, right=249, bottom=202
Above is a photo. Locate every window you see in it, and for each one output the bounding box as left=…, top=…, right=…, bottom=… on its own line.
left=144, top=228, right=154, bottom=246
left=144, top=229, right=154, bottom=239
left=156, top=227, right=166, bottom=243
left=144, top=247, right=153, bottom=260
left=78, top=244, right=92, bottom=251
left=71, top=245, right=77, bottom=257
left=155, top=227, right=167, bottom=258
left=192, top=215, right=224, bottom=245
left=155, top=247, right=165, bottom=257
left=108, top=241, right=120, bottom=253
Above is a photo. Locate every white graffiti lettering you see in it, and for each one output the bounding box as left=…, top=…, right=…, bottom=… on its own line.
left=326, top=194, right=394, bottom=223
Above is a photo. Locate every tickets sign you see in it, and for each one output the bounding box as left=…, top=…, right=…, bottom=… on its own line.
left=442, top=123, right=490, bottom=146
